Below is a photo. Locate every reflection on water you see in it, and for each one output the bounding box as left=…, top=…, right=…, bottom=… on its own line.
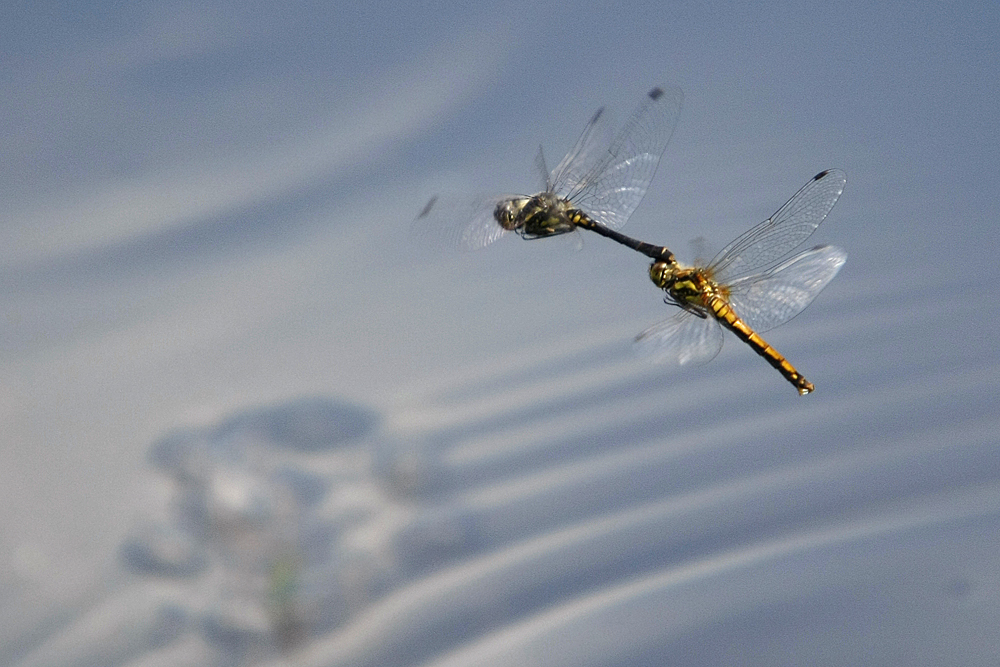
left=116, top=397, right=381, bottom=663
left=10, top=285, right=1000, bottom=666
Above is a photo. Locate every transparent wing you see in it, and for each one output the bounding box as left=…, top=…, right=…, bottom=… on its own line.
left=411, top=194, right=514, bottom=251
left=634, top=309, right=725, bottom=366
left=534, top=145, right=550, bottom=191
left=546, top=107, right=612, bottom=195
left=711, top=169, right=847, bottom=284
left=727, top=245, right=847, bottom=332
left=459, top=201, right=511, bottom=250
left=562, top=85, right=683, bottom=230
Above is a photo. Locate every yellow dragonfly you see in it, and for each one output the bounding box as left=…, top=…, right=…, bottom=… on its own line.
left=635, top=169, right=847, bottom=395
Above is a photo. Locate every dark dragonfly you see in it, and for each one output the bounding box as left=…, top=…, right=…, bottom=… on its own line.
left=416, top=86, right=682, bottom=253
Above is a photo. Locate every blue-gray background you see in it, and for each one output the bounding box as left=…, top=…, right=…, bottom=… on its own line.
left=3, top=1, right=999, bottom=665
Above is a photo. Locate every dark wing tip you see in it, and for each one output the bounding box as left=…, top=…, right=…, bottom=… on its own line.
left=648, top=87, right=664, bottom=100
left=417, top=195, right=438, bottom=219
left=813, top=168, right=846, bottom=181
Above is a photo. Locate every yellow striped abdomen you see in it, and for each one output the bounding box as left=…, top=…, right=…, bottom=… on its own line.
left=706, top=295, right=815, bottom=395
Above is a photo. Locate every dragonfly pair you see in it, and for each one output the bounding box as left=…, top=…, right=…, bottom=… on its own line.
left=416, top=87, right=846, bottom=395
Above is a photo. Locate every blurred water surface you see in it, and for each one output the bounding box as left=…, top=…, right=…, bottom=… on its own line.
left=10, top=276, right=1000, bottom=666
left=3, top=1, right=1000, bottom=665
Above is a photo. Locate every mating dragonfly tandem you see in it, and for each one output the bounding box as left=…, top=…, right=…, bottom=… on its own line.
left=635, top=169, right=848, bottom=395
left=416, top=86, right=683, bottom=251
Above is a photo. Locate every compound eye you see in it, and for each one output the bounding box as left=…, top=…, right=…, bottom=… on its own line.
left=494, top=203, right=518, bottom=230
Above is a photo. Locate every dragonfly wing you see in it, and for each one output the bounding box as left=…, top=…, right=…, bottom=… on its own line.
left=712, top=169, right=847, bottom=283
left=459, top=199, right=511, bottom=250
left=634, top=309, right=725, bottom=366
left=547, top=107, right=613, bottom=197
left=534, top=145, right=550, bottom=191
left=411, top=195, right=512, bottom=251
left=566, top=86, right=683, bottom=229
left=727, top=245, right=847, bottom=332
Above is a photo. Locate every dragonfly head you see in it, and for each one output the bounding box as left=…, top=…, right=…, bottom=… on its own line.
left=652, top=264, right=714, bottom=309
left=494, top=198, right=530, bottom=231
left=648, top=260, right=674, bottom=289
